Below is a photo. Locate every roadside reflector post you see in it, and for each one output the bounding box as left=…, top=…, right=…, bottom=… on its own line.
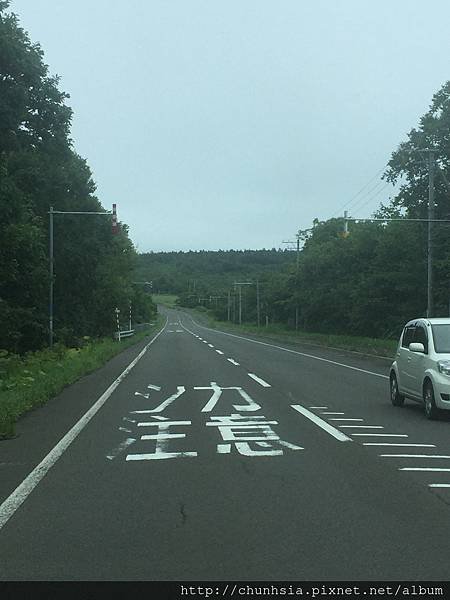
left=115, top=307, right=121, bottom=341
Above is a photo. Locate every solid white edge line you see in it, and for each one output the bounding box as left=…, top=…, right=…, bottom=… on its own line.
left=0, top=317, right=168, bottom=531
left=248, top=373, right=271, bottom=387
left=185, top=315, right=389, bottom=380
left=291, top=405, right=352, bottom=442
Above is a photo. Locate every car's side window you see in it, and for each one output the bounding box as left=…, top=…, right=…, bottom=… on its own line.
left=402, top=326, right=415, bottom=348
left=414, top=325, right=428, bottom=353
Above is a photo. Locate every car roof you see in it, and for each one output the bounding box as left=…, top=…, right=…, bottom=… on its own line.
left=405, top=318, right=450, bottom=327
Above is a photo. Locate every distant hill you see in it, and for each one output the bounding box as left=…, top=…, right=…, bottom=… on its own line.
left=135, top=249, right=295, bottom=295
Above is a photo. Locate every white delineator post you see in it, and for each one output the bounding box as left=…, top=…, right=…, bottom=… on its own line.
left=115, top=307, right=121, bottom=341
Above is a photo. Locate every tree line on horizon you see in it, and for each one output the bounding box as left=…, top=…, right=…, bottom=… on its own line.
left=0, top=2, right=155, bottom=354
left=139, top=80, right=450, bottom=339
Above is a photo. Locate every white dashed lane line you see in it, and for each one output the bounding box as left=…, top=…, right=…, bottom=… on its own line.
left=227, top=359, right=240, bottom=366
left=215, top=350, right=224, bottom=355
left=248, top=373, right=271, bottom=387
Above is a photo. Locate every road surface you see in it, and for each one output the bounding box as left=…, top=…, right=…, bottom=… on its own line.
left=1, top=306, right=450, bottom=580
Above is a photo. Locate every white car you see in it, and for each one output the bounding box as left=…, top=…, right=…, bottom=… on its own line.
left=390, top=318, right=450, bottom=419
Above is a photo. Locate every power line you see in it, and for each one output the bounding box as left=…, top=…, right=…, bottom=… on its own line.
left=332, top=166, right=386, bottom=217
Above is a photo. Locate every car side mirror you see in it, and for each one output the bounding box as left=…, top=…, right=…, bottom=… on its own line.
left=409, top=342, right=425, bottom=353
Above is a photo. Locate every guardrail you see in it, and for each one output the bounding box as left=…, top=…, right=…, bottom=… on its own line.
left=114, top=329, right=135, bottom=341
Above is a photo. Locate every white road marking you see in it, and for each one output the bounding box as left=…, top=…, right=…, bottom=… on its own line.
left=400, top=467, right=450, bottom=472
left=208, top=344, right=214, bottom=348
left=140, top=433, right=186, bottom=440
left=309, top=406, right=328, bottom=409
left=339, top=425, right=384, bottom=429
left=137, top=420, right=192, bottom=427
left=123, top=417, right=137, bottom=424
left=119, top=427, right=132, bottom=433
left=353, top=433, right=408, bottom=437
left=202, top=340, right=208, bottom=343
left=380, top=454, right=450, bottom=459
left=291, top=405, right=352, bottom=442
left=134, top=391, right=149, bottom=399
left=167, top=330, right=175, bottom=333
left=186, top=316, right=389, bottom=379
left=329, top=418, right=364, bottom=422
left=0, top=317, right=168, bottom=531
left=363, top=443, right=436, bottom=447
left=217, top=444, right=232, bottom=453
left=126, top=452, right=197, bottom=461
left=176, top=330, right=183, bottom=333
left=136, top=386, right=185, bottom=413
left=215, top=350, right=224, bottom=355
left=429, top=484, right=450, bottom=488
left=227, top=359, right=240, bottom=366
left=248, top=373, right=271, bottom=387
left=321, top=411, right=344, bottom=415
left=195, top=383, right=261, bottom=412
left=106, top=438, right=136, bottom=460
left=147, top=384, right=161, bottom=391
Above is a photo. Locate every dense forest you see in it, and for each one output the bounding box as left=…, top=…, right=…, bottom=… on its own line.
left=139, top=80, right=450, bottom=340
left=0, top=2, right=155, bottom=354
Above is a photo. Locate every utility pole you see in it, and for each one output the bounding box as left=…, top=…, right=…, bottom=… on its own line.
left=427, top=150, right=435, bottom=318
left=49, top=206, right=54, bottom=348
left=234, top=282, right=252, bottom=325
left=256, top=279, right=260, bottom=327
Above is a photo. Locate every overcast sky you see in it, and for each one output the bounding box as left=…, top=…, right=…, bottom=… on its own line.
left=10, top=0, right=450, bottom=252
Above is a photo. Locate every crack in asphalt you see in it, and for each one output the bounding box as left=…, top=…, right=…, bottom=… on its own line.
left=180, top=503, right=187, bottom=525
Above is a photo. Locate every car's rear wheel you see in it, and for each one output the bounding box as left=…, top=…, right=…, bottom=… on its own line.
left=390, top=373, right=404, bottom=406
left=424, top=382, right=439, bottom=420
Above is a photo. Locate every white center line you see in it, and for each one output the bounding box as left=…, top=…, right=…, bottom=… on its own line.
left=187, top=317, right=389, bottom=379
left=291, top=405, right=352, bottom=442
left=227, top=358, right=240, bottom=366
left=215, top=350, right=224, bottom=355
left=248, top=373, right=271, bottom=387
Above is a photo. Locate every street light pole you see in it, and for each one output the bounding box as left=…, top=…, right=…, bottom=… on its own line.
left=49, top=206, right=54, bottom=348
left=48, top=207, right=114, bottom=348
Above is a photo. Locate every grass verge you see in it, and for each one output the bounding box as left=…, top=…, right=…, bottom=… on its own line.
left=0, top=317, right=164, bottom=440
left=185, top=308, right=397, bottom=359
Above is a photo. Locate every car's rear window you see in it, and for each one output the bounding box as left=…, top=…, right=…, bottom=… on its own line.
left=431, top=324, right=450, bottom=353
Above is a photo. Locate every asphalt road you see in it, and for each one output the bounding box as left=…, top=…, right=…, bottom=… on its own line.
left=1, top=306, right=450, bottom=581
